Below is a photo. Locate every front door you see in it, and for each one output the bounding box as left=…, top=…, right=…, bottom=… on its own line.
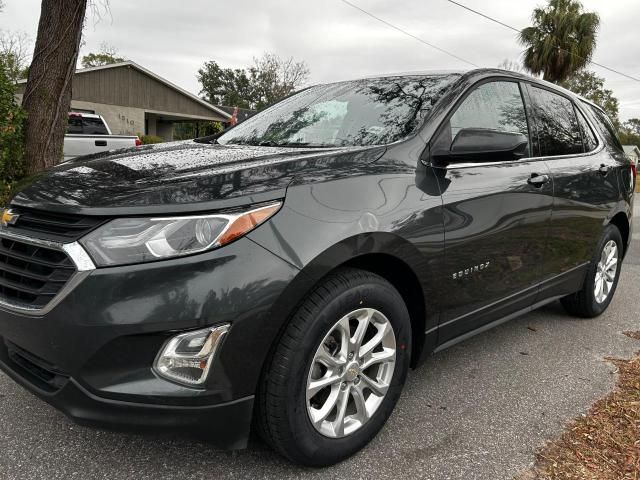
left=431, top=80, right=554, bottom=344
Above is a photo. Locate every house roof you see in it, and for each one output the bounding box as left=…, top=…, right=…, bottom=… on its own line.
left=18, top=61, right=231, bottom=120
left=623, top=145, right=640, bottom=157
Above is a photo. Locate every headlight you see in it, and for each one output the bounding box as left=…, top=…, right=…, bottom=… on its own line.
left=80, top=202, right=281, bottom=266
left=154, top=324, right=229, bottom=386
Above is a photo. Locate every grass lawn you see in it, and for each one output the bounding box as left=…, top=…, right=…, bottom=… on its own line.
left=522, top=331, right=640, bottom=479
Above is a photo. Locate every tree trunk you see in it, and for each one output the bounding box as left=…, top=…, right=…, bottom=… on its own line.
left=22, top=0, right=87, bottom=175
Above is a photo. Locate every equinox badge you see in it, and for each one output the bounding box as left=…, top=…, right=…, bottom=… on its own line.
left=452, top=261, right=490, bottom=280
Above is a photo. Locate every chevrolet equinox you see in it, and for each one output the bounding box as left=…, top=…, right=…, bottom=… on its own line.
left=0, top=69, right=634, bottom=466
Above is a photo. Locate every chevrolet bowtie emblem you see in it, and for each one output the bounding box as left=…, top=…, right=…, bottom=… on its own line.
left=1, top=208, right=19, bottom=228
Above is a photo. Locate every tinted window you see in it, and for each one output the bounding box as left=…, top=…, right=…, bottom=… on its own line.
left=67, top=117, right=83, bottom=134
left=585, top=103, right=623, bottom=152
left=82, top=117, right=109, bottom=135
left=530, top=87, right=582, bottom=156
left=218, top=74, right=461, bottom=147
left=576, top=108, right=598, bottom=152
left=438, top=81, right=530, bottom=157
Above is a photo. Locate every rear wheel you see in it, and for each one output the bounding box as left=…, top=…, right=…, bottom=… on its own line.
left=561, top=224, right=623, bottom=318
left=256, top=268, right=411, bottom=466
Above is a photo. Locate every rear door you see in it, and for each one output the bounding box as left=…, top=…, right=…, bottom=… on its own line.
left=526, top=86, right=623, bottom=299
left=433, top=80, right=554, bottom=345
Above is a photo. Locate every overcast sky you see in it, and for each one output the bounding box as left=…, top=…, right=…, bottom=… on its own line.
left=2, top=0, right=639, bottom=120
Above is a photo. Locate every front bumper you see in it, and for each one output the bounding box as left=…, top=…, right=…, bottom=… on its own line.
left=0, top=338, right=254, bottom=448
left=0, top=236, right=300, bottom=447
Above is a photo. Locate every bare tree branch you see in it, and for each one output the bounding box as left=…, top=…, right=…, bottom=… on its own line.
left=86, top=0, right=112, bottom=28
left=81, top=41, right=125, bottom=68
left=198, top=52, right=310, bottom=111
left=497, top=59, right=526, bottom=74
left=0, top=31, right=31, bottom=81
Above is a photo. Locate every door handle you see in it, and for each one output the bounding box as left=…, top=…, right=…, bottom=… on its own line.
left=598, top=164, right=610, bottom=176
left=95, top=140, right=107, bottom=147
left=527, top=173, right=549, bottom=187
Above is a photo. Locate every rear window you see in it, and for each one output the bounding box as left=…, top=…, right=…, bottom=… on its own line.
left=576, top=108, right=598, bottom=152
left=66, top=116, right=109, bottom=135
left=67, top=117, right=83, bottom=134
left=530, top=87, right=583, bottom=156
left=584, top=103, right=623, bottom=152
left=82, top=117, right=109, bottom=135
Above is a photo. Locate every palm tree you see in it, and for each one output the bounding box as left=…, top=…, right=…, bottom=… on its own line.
left=519, top=0, right=600, bottom=83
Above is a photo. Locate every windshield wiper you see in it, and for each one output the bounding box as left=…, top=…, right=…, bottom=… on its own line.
left=193, top=133, right=221, bottom=144
left=257, top=141, right=333, bottom=148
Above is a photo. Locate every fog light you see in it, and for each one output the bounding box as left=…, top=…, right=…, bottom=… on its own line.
left=154, top=324, right=229, bottom=386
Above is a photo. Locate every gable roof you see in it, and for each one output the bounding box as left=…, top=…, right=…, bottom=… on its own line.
left=18, top=61, right=231, bottom=120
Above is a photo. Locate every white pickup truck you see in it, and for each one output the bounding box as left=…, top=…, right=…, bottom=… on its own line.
left=64, top=113, right=141, bottom=160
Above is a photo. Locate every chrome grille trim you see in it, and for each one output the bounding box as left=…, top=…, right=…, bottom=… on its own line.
left=0, top=229, right=96, bottom=316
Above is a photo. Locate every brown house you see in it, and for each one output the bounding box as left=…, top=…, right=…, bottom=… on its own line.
left=15, top=61, right=231, bottom=141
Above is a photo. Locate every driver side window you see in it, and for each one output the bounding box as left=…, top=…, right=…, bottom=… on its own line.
left=436, top=81, right=531, bottom=158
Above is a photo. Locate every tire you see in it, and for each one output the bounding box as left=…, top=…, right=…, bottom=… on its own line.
left=561, top=224, right=623, bottom=318
left=256, top=267, right=411, bottom=466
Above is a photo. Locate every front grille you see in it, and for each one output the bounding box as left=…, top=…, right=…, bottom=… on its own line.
left=0, top=237, right=76, bottom=308
left=6, top=206, right=106, bottom=242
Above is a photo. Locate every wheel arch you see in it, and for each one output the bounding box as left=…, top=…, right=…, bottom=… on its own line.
left=263, top=232, right=434, bottom=370
left=340, top=253, right=427, bottom=367
left=609, top=211, right=630, bottom=257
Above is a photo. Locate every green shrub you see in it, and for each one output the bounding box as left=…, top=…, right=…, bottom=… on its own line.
left=173, top=121, right=224, bottom=140
left=0, top=57, right=26, bottom=205
left=139, top=134, right=164, bottom=145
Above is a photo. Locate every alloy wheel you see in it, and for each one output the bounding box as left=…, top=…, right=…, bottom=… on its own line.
left=594, top=239, right=618, bottom=304
left=305, top=308, right=396, bottom=438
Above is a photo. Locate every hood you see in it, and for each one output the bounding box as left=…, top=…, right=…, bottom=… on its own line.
left=10, top=141, right=386, bottom=215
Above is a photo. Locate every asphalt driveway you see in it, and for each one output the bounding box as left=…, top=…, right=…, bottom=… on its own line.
left=1, top=211, right=639, bottom=479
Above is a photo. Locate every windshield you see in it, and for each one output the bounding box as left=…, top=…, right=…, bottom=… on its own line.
left=217, top=74, right=461, bottom=148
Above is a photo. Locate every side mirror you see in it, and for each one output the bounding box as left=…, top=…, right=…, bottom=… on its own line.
left=432, top=128, right=528, bottom=165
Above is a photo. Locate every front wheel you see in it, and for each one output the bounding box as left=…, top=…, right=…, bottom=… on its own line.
left=256, top=268, right=411, bottom=466
left=561, top=224, right=623, bottom=318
